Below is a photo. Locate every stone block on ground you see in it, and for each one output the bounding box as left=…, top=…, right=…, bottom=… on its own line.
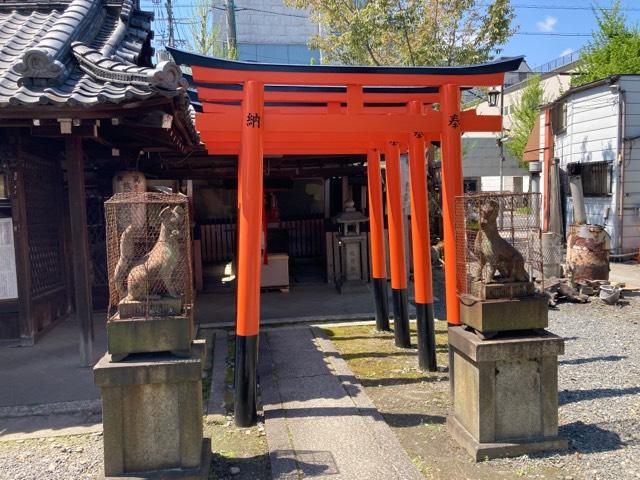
left=94, top=346, right=209, bottom=478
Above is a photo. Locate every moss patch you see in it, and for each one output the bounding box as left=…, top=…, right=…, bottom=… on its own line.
left=322, top=322, right=572, bottom=480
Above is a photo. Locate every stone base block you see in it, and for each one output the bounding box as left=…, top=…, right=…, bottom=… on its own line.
left=118, top=297, right=183, bottom=319
left=107, top=315, right=193, bottom=361
left=94, top=348, right=207, bottom=477
left=103, top=438, right=211, bottom=479
left=448, top=326, right=566, bottom=461
left=470, top=280, right=535, bottom=300
left=447, top=416, right=568, bottom=461
left=459, top=294, right=548, bottom=335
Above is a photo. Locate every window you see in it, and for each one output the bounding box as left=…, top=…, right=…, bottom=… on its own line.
left=463, top=178, right=479, bottom=193
left=582, top=161, right=613, bottom=196
left=552, top=101, right=567, bottom=134
left=565, top=161, right=613, bottom=197
left=0, top=174, right=6, bottom=199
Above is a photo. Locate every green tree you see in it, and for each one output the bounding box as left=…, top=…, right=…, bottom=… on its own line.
left=188, top=0, right=225, bottom=57
left=572, top=1, right=640, bottom=87
left=505, top=75, right=544, bottom=167
left=284, top=0, right=516, bottom=66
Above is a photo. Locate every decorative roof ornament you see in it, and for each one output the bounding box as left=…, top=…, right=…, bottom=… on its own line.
left=11, top=0, right=102, bottom=84
left=13, top=49, right=67, bottom=80
left=72, top=43, right=187, bottom=91
left=152, top=61, right=189, bottom=90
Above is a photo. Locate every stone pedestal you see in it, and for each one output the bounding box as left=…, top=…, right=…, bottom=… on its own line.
left=447, top=326, right=567, bottom=461
left=107, top=315, right=193, bottom=361
left=336, top=234, right=368, bottom=293
left=459, top=294, right=548, bottom=336
left=94, top=349, right=210, bottom=479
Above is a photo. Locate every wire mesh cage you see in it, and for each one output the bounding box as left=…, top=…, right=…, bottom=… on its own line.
left=455, top=192, right=543, bottom=300
left=105, top=192, right=193, bottom=320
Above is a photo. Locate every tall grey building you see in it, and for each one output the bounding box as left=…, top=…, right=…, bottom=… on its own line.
left=214, top=1, right=320, bottom=64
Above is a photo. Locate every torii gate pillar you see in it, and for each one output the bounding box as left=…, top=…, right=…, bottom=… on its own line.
left=234, top=80, right=264, bottom=427
left=385, top=141, right=411, bottom=348
left=407, top=103, right=437, bottom=371
left=440, top=84, right=463, bottom=327
left=366, top=148, right=391, bottom=331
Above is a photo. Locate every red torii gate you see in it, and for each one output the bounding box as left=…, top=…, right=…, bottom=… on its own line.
left=169, top=49, right=523, bottom=427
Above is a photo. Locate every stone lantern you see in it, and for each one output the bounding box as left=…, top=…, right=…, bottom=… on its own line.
left=333, top=200, right=369, bottom=293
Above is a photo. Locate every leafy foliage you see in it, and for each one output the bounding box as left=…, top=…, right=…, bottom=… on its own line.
left=284, top=0, right=516, bottom=66
left=572, top=1, right=640, bottom=87
left=188, top=0, right=224, bottom=56
left=505, top=75, right=544, bottom=167
left=188, top=0, right=238, bottom=59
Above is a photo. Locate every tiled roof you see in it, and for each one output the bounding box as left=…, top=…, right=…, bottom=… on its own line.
left=0, top=0, right=189, bottom=108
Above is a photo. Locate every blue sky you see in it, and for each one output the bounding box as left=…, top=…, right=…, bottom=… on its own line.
left=500, top=1, right=640, bottom=68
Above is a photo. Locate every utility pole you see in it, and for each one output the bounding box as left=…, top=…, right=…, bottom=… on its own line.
left=225, top=0, right=237, bottom=58
left=166, top=0, right=175, bottom=48
left=498, top=85, right=505, bottom=230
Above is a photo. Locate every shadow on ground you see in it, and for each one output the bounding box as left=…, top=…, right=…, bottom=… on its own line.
left=559, top=386, right=640, bottom=405
left=558, top=354, right=626, bottom=366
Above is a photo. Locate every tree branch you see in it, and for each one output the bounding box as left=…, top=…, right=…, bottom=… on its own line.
left=398, top=1, right=416, bottom=65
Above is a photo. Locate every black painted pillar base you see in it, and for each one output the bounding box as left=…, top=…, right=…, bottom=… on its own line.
left=372, top=278, right=390, bottom=332
left=416, top=303, right=437, bottom=371
left=392, top=288, right=411, bottom=348
left=234, top=334, right=258, bottom=427
left=448, top=324, right=455, bottom=400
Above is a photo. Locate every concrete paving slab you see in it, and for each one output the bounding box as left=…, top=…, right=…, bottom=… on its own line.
left=260, top=326, right=422, bottom=480
left=610, top=262, right=640, bottom=289
left=0, top=319, right=107, bottom=408
left=196, top=282, right=418, bottom=328
left=206, top=330, right=228, bottom=420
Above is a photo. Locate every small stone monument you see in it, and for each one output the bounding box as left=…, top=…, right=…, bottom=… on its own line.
left=448, top=193, right=567, bottom=460
left=333, top=200, right=369, bottom=293
left=94, top=192, right=210, bottom=479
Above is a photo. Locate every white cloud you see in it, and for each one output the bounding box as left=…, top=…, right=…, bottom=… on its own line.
left=559, top=48, right=574, bottom=57
left=536, top=16, right=558, bottom=33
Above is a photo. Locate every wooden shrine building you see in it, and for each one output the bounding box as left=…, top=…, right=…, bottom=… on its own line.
left=0, top=0, right=197, bottom=365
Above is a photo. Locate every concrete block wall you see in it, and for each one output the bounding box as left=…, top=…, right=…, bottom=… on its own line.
left=213, top=0, right=318, bottom=47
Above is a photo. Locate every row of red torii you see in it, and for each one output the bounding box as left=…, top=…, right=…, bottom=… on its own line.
left=169, top=48, right=524, bottom=427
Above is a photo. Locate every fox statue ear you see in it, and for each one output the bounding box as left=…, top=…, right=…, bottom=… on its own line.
left=159, top=206, right=172, bottom=222
left=172, top=205, right=185, bottom=218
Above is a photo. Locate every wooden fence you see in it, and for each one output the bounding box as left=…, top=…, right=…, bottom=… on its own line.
left=199, top=215, right=325, bottom=263
left=200, top=221, right=236, bottom=263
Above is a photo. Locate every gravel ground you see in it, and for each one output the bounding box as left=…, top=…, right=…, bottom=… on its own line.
left=0, top=284, right=638, bottom=479
left=0, top=433, right=103, bottom=480
left=492, top=291, right=640, bottom=480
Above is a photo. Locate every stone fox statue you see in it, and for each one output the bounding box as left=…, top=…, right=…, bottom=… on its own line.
left=473, top=200, right=529, bottom=283
left=115, top=205, right=185, bottom=302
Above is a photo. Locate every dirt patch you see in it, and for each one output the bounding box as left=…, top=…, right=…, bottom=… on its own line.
left=323, top=323, right=574, bottom=480
left=203, top=332, right=270, bottom=480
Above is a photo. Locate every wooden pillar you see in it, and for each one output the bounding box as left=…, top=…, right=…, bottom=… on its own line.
left=234, top=80, right=264, bottom=427
left=385, top=141, right=410, bottom=348
left=366, top=148, right=390, bottom=331
left=65, top=136, right=94, bottom=367
left=10, top=159, right=35, bottom=345
left=440, top=84, right=463, bottom=327
left=408, top=103, right=437, bottom=371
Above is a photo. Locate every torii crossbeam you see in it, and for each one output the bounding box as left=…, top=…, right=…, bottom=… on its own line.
left=169, top=48, right=523, bottom=427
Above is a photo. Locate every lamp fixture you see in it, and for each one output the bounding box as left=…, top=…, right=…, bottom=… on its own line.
left=488, top=88, right=501, bottom=107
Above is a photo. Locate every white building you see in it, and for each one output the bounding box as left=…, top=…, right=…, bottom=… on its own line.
left=533, top=75, right=640, bottom=254
left=465, top=50, right=581, bottom=194
left=461, top=137, right=529, bottom=193
left=213, top=0, right=320, bottom=64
